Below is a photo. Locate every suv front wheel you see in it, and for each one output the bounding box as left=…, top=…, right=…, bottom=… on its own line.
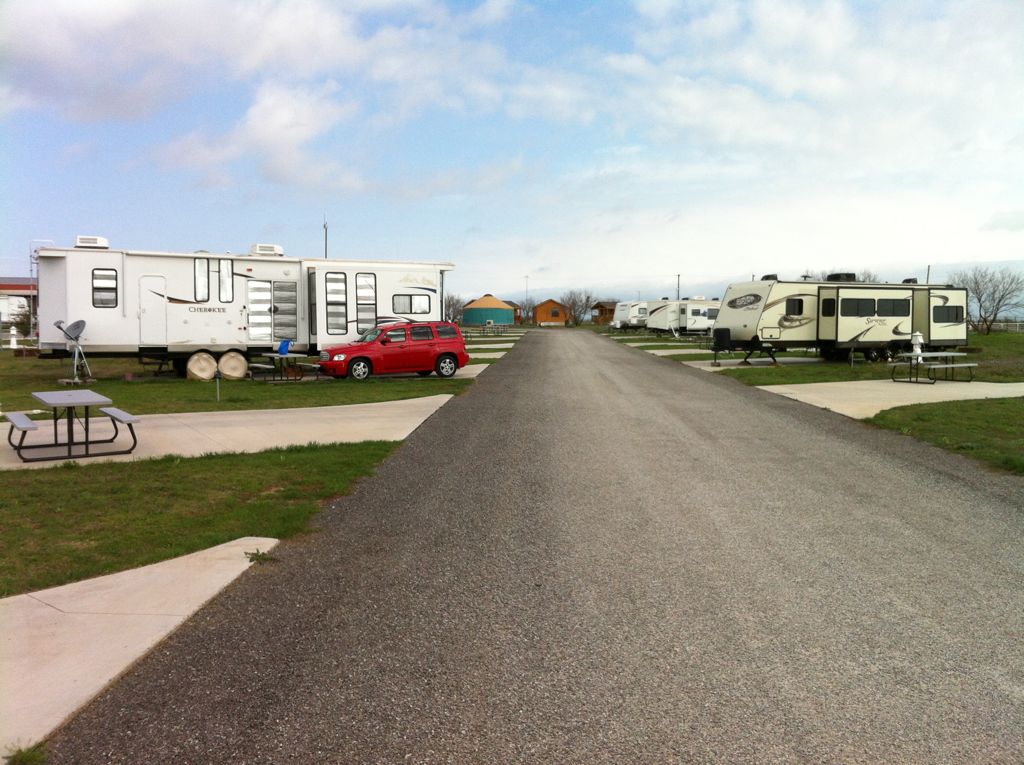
left=349, top=359, right=372, bottom=380
left=435, top=355, right=458, bottom=378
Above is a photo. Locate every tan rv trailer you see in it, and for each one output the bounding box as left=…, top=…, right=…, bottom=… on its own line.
left=714, top=273, right=967, bottom=360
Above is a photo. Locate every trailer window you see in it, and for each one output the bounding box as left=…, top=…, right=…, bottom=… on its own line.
left=92, top=268, right=118, bottom=308
left=356, top=273, right=376, bottom=333
left=933, top=305, right=964, bottom=323
left=840, top=298, right=874, bottom=317
left=325, top=272, right=347, bottom=334
left=691, top=308, right=702, bottom=317
left=877, top=299, right=910, bottom=317
left=194, top=258, right=209, bottom=302
left=785, top=298, right=805, bottom=315
left=707, top=308, right=719, bottom=320
left=219, top=260, right=233, bottom=302
left=392, top=294, right=430, bottom=314
left=821, top=298, right=836, bottom=317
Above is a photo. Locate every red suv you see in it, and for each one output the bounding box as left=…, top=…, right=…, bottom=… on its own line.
left=318, top=321, right=470, bottom=380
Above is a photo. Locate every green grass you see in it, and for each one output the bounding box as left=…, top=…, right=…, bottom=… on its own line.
left=0, top=351, right=471, bottom=416
left=3, top=743, right=47, bottom=765
left=869, top=398, right=1024, bottom=475
left=713, top=332, right=1024, bottom=386
left=0, top=441, right=397, bottom=597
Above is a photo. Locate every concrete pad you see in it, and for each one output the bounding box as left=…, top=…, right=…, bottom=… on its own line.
left=455, top=364, right=487, bottom=378
left=684, top=357, right=825, bottom=371
left=0, top=537, right=278, bottom=752
left=644, top=348, right=712, bottom=356
left=0, top=395, right=454, bottom=471
left=759, top=380, right=1024, bottom=419
left=468, top=351, right=506, bottom=359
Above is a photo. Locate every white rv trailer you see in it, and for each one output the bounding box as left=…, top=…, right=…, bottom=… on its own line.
left=713, top=273, right=968, bottom=360
left=645, top=298, right=721, bottom=336
left=610, top=301, right=648, bottom=330
left=36, top=236, right=454, bottom=373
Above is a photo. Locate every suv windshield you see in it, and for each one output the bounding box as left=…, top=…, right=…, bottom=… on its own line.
left=356, top=328, right=383, bottom=343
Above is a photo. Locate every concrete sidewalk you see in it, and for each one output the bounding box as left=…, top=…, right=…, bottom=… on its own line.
left=0, top=538, right=279, bottom=753
left=0, top=392, right=466, bottom=470
left=758, top=379, right=1024, bottom=419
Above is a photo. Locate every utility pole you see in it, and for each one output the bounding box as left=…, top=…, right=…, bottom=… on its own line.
left=676, top=274, right=680, bottom=300
left=323, top=215, right=328, bottom=259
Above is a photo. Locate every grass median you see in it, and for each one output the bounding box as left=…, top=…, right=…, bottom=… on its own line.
left=0, top=351, right=471, bottom=416
left=0, top=441, right=397, bottom=597
left=0, top=350, right=476, bottom=597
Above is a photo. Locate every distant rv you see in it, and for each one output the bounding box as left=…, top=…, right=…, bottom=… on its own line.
left=713, top=273, right=968, bottom=360
left=646, top=298, right=721, bottom=336
left=610, top=301, right=648, bottom=331
left=36, top=236, right=454, bottom=377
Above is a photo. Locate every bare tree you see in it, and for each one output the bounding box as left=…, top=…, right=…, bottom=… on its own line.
left=519, top=296, right=536, bottom=324
left=949, top=266, right=1024, bottom=334
left=443, top=293, right=465, bottom=324
left=558, top=289, right=594, bottom=326
left=857, top=269, right=881, bottom=283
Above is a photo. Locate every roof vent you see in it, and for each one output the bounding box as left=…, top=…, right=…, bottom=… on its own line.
left=760, top=274, right=778, bottom=281
left=249, top=243, right=285, bottom=257
left=692, top=295, right=706, bottom=300
left=826, top=272, right=856, bottom=282
left=75, top=235, right=109, bottom=249
left=902, top=277, right=918, bottom=284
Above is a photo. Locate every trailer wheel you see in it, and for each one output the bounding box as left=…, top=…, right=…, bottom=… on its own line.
left=436, top=355, right=458, bottom=378
left=349, top=359, right=371, bottom=381
left=186, top=351, right=218, bottom=381
left=862, top=348, right=882, bottom=363
left=217, top=351, right=248, bottom=380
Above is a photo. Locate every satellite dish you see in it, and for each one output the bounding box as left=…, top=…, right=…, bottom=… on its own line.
left=64, top=320, right=87, bottom=340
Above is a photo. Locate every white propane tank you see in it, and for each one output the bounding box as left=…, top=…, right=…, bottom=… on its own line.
left=911, top=331, right=924, bottom=359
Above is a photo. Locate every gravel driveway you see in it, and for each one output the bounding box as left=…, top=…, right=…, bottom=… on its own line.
left=48, top=330, right=1024, bottom=763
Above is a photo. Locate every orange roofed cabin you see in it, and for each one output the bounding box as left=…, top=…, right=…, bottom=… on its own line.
left=535, top=299, right=569, bottom=326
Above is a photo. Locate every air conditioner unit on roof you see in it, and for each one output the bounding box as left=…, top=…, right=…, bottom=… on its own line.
left=75, top=235, right=109, bottom=249
left=250, top=243, right=285, bottom=257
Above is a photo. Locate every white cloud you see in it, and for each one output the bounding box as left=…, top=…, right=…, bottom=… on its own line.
left=983, top=211, right=1024, bottom=232
left=158, top=81, right=362, bottom=190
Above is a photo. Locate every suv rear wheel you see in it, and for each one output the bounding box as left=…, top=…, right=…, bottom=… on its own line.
left=436, top=355, right=458, bottom=378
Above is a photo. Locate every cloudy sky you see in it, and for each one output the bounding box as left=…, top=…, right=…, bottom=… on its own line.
left=2, top=0, right=1023, bottom=302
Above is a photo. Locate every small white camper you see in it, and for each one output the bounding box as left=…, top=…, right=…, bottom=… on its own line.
left=36, top=236, right=454, bottom=376
left=610, top=301, right=648, bottom=331
left=645, top=298, right=721, bottom=336
left=713, top=273, right=968, bottom=360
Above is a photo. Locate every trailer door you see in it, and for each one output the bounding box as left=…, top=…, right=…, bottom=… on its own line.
left=247, top=280, right=273, bottom=343
left=139, top=276, right=167, bottom=346
left=272, top=281, right=298, bottom=341
left=817, top=286, right=837, bottom=342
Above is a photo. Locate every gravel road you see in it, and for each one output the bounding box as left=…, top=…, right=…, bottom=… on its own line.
left=48, top=330, right=1024, bottom=763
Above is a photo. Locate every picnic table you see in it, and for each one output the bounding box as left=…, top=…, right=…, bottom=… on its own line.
left=4, top=389, right=139, bottom=462
left=889, top=351, right=977, bottom=384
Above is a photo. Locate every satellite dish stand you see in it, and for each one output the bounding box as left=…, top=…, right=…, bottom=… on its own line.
left=54, top=319, right=94, bottom=384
